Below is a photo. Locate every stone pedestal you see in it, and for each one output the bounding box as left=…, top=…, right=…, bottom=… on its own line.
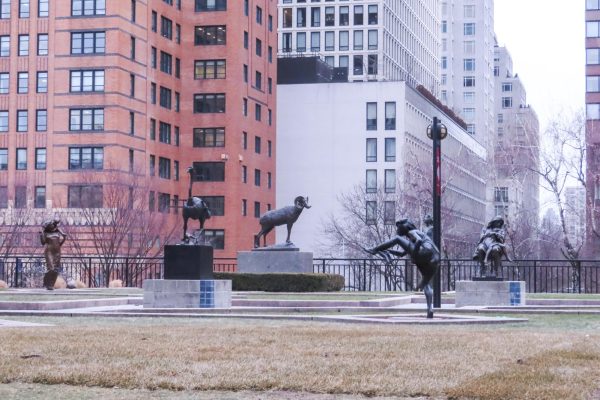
left=143, top=279, right=231, bottom=308
left=237, top=248, right=313, bottom=273
left=455, top=280, right=526, bottom=308
left=164, top=245, right=213, bottom=280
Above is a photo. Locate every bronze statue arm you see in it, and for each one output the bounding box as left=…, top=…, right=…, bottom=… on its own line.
left=57, top=228, right=67, bottom=245
left=39, top=231, right=46, bottom=245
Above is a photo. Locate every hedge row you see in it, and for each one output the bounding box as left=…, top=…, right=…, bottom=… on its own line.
left=213, top=272, right=344, bottom=292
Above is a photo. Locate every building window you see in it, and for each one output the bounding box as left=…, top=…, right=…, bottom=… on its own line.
left=0, top=36, right=9, bottom=56
left=353, top=30, right=363, bottom=50
left=366, top=169, right=376, bottom=193
left=255, top=103, right=261, bottom=121
left=18, top=35, right=29, bottom=56
left=157, top=193, right=170, bottom=213
left=467, top=124, right=475, bottom=135
left=35, top=148, right=46, bottom=170
left=368, top=30, right=378, bottom=50
left=494, top=187, right=509, bottom=202
left=587, top=48, right=600, bottom=65
left=19, top=0, right=30, bottom=18
left=325, top=31, right=334, bottom=51
left=16, top=148, right=27, bottom=170
left=17, top=72, right=28, bottom=93
left=254, top=201, right=261, bottom=218
left=151, top=47, right=157, bottom=68
left=161, top=16, right=172, bottom=39
left=463, top=58, right=475, bottom=71
left=296, top=7, right=306, bottom=27
left=339, top=31, right=349, bottom=51
left=16, top=110, right=27, bottom=132
left=0, top=110, right=7, bottom=132
left=254, top=168, right=261, bottom=186
left=587, top=103, right=600, bottom=120
left=201, top=196, right=225, bottom=216
left=68, top=185, right=103, bottom=208
left=149, top=154, right=155, bottom=176
left=37, top=34, right=48, bottom=55
left=195, top=59, right=226, bottom=79
left=256, top=38, right=262, bottom=56
left=160, top=51, right=172, bottom=74
left=256, top=5, right=262, bottom=24
left=242, top=165, right=247, bottom=183
left=34, top=186, right=45, bottom=208
left=385, top=169, right=396, bottom=193
left=71, top=31, right=106, bottom=54
left=174, top=160, right=179, bottom=180
left=0, top=0, right=9, bottom=18
left=148, top=191, right=155, bottom=211
left=0, top=72, right=7, bottom=94
left=158, top=157, right=171, bottom=179
left=366, top=102, right=377, bottom=130
left=130, top=36, right=136, bottom=59
left=195, top=26, right=226, bottom=45
left=296, top=32, right=306, bottom=52
left=502, top=82, right=513, bottom=92
left=366, top=138, right=376, bottom=162
left=354, top=5, right=363, bottom=25
left=196, top=0, right=226, bottom=11
left=193, top=128, right=225, bottom=147
left=462, top=107, right=475, bottom=120
left=36, top=109, right=47, bottom=131
left=159, top=121, right=171, bottom=144
left=588, top=0, right=600, bottom=10
left=325, top=6, right=334, bottom=26
left=204, top=229, right=224, bottom=249
left=192, top=162, right=225, bottom=182
left=151, top=10, right=157, bottom=32
left=69, top=147, right=103, bottom=170
left=311, top=31, right=320, bottom=52
left=70, top=70, right=104, bottom=92
left=35, top=0, right=47, bottom=17
left=463, top=76, right=475, bottom=87
left=366, top=201, right=376, bottom=225
left=194, top=93, right=225, bottom=113
left=0, top=149, right=7, bottom=170
left=384, top=102, right=395, bottom=130
left=242, top=199, right=247, bottom=216
left=502, top=97, right=512, bottom=108
left=69, top=108, right=104, bottom=131
left=282, top=32, right=291, bottom=52
left=353, top=55, right=363, bottom=75
left=463, top=22, right=475, bottom=35
left=463, top=91, right=475, bottom=104
left=15, top=186, right=26, bottom=208
left=385, top=138, right=395, bottom=162
left=588, top=21, right=600, bottom=38
left=384, top=201, right=395, bottom=225
left=159, top=86, right=172, bottom=109
left=72, top=0, right=105, bottom=16
left=254, top=71, right=262, bottom=90
left=588, top=76, right=600, bottom=92
left=35, top=71, right=47, bottom=93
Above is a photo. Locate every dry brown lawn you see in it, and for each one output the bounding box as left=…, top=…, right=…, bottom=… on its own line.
left=0, top=316, right=599, bottom=399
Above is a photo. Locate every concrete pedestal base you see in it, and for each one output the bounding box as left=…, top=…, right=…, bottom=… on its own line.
left=164, top=245, right=213, bottom=280
left=237, top=250, right=313, bottom=274
left=143, top=279, right=231, bottom=308
left=455, top=280, right=526, bottom=308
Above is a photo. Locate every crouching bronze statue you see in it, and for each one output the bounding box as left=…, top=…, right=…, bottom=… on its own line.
left=366, top=218, right=440, bottom=318
left=40, top=218, right=67, bottom=290
left=473, top=216, right=510, bottom=278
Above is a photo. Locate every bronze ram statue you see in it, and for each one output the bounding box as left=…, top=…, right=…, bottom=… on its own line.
left=254, top=196, right=311, bottom=248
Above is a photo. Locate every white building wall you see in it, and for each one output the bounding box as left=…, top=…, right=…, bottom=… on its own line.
left=277, top=81, right=487, bottom=255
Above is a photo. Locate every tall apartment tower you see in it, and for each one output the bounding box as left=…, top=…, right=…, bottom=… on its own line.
left=493, top=45, right=540, bottom=252
left=278, top=0, right=440, bottom=94
left=439, top=0, right=494, bottom=146
left=586, top=0, right=600, bottom=247
left=0, top=0, right=276, bottom=258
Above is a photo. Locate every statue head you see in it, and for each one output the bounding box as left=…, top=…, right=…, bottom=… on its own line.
left=423, top=214, right=433, bottom=227
left=42, top=218, right=60, bottom=232
left=487, top=215, right=504, bottom=229
left=294, top=196, right=311, bottom=209
left=396, top=218, right=417, bottom=236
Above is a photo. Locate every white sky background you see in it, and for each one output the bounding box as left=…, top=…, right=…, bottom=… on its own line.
left=494, top=1, right=585, bottom=132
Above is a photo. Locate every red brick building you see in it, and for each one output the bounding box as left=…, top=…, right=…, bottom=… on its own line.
left=0, top=0, right=276, bottom=257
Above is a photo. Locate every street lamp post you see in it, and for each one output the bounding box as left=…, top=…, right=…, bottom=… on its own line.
left=427, top=117, right=447, bottom=309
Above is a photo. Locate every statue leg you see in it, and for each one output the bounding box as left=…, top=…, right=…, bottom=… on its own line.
left=286, top=224, right=292, bottom=244
left=183, top=217, right=189, bottom=240
left=424, top=282, right=434, bottom=318
left=254, top=230, right=263, bottom=248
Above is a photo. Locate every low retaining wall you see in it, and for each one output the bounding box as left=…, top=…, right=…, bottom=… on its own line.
left=455, top=280, right=526, bottom=308
left=143, top=279, right=232, bottom=309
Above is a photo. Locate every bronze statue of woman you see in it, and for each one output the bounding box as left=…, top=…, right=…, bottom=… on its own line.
left=40, top=218, right=67, bottom=290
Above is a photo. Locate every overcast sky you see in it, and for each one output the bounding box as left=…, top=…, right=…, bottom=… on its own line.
left=494, top=1, right=585, bottom=132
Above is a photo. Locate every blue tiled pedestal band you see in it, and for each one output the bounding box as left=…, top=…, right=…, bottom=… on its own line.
left=455, top=280, right=526, bottom=308
left=143, top=279, right=232, bottom=309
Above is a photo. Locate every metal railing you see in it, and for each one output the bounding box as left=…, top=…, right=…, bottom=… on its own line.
left=0, top=256, right=598, bottom=294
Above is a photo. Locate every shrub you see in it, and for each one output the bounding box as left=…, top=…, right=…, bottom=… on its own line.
left=213, top=272, right=344, bottom=292
left=0, top=280, right=7, bottom=289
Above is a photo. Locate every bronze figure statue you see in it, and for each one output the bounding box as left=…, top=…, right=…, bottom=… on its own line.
left=182, top=167, right=211, bottom=241
left=367, top=218, right=440, bottom=318
left=472, top=216, right=509, bottom=277
left=39, top=218, right=67, bottom=290
left=254, top=196, right=311, bottom=248
left=423, top=214, right=434, bottom=241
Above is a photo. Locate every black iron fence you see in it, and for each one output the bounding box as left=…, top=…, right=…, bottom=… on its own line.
left=1, top=256, right=599, bottom=294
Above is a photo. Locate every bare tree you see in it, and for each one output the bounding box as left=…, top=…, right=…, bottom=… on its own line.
left=60, top=168, right=180, bottom=286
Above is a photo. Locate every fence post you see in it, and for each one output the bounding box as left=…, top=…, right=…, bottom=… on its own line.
left=362, top=259, right=367, bottom=291
left=577, top=261, right=582, bottom=294
left=14, top=257, right=19, bottom=288
left=125, top=258, right=129, bottom=288
left=533, top=260, right=537, bottom=294
left=88, top=257, right=92, bottom=288
left=322, top=259, right=326, bottom=274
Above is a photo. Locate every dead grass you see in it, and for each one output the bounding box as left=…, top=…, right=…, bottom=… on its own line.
left=0, top=317, right=599, bottom=399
